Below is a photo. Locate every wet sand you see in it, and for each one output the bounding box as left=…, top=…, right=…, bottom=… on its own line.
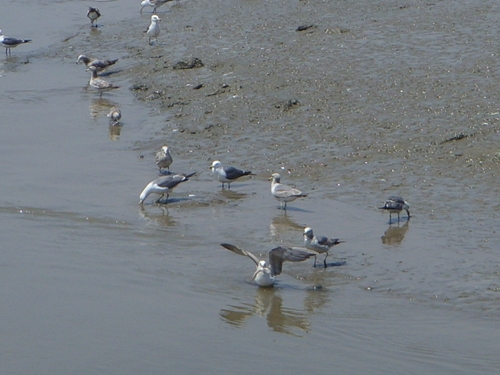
left=1, top=0, right=500, bottom=374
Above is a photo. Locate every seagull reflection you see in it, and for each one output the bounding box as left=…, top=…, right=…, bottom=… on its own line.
left=269, top=212, right=304, bottom=241
left=89, top=98, right=118, bottom=119
left=108, top=123, right=122, bottom=140
left=138, top=205, right=178, bottom=227
left=220, top=288, right=310, bottom=335
left=219, top=189, right=247, bottom=201
left=381, top=219, right=409, bottom=245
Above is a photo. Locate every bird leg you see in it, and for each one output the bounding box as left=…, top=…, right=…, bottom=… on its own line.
left=323, top=252, right=329, bottom=268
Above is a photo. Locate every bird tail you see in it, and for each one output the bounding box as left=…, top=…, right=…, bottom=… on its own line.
left=184, top=172, right=197, bottom=179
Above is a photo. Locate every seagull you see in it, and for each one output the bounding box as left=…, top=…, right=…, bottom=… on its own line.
left=210, top=160, right=253, bottom=189
left=87, top=7, right=101, bottom=27
left=145, top=15, right=161, bottom=45
left=303, top=227, right=344, bottom=268
left=107, top=107, right=121, bottom=125
left=220, top=243, right=314, bottom=287
left=379, top=196, right=410, bottom=222
left=155, top=145, right=173, bottom=173
left=269, top=173, right=307, bottom=209
left=87, top=66, right=120, bottom=97
left=0, top=29, right=31, bottom=56
left=77, top=55, right=118, bottom=73
left=140, top=0, right=173, bottom=14
left=139, top=172, right=195, bottom=204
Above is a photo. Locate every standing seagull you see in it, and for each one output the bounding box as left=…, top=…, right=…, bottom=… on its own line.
left=87, top=7, right=101, bottom=27
left=220, top=243, right=314, bottom=287
left=139, top=172, right=195, bottom=204
left=107, top=107, right=121, bottom=125
left=269, top=173, right=307, bottom=210
left=140, top=0, right=173, bottom=14
left=379, top=196, right=410, bottom=223
left=145, top=15, right=161, bottom=45
left=155, top=145, right=173, bottom=173
left=87, top=66, right=120, bottom=97
left=210, top=160, right=253, bottom=189
left=303, top=227, right=344, bottom=268
left=0, top=30, right=31, bottom=56
left=77, top=55, right=118, bottom=73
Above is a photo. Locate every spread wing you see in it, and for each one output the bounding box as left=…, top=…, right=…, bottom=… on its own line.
left=268, top=246, right=313, bottom=276
left=220, top=243, right=259, bottom=266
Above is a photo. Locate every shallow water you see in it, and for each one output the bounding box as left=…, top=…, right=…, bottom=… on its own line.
left=1, top=0, right=500, bottom=374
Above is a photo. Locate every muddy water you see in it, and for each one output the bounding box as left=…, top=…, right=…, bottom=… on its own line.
left=1, top=0, right=500, bottom=374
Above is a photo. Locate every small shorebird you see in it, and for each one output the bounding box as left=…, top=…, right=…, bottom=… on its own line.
left=210, top=160, right=253, bottom=189
left=155, top=145, right=173, bottom=173
left=220, top=243, right=314, bottom=287
left=0, top=29, right=31, bottom=56
left=140, top=0, right=173, bottom=14
left=87, top=66, right=120, bottom=97
left=139, top=172, right=195, bottom=204
left=87, top=7, right=101, bottom=27
left=269, top=173, right=307, bottom=210
left=379, top=196, right=410, bottom=223
left=303, top=227, right=344, bottom=268
left=107, top=107, right=121, bottom=125
left=77, top=55, right=118, bottom=73
left=145, top=15, right=161, bottom=45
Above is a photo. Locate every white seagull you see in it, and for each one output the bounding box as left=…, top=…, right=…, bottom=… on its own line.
left=269, top=173, right=307, bottom=209
left=87, top=66, right=120, bottom=97
left=155, top=145, right=173, bottom=173
left=379, top=196, right=410, bottom=222
left=303, top=227, right=345, bottom=268
left=210, top=160, right=253, bottom=189
left=87, top=7, right=101, bottom=27
left=107, top=107, right=121, bottom=125
left=220, top=243, right=314, bottom=287
left=140, top=0, right=174, bottom=14
left=139, top=172, right=195, bottom=204
left=77, top=55, right=118, bottom=73
left=145, top=15, right=161, bottom=45
left=0, top=29, right=31, bottom=56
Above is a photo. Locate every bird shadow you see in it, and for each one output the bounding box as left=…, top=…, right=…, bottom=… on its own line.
left=312, top=260, right=347, bottom=269
left=98, top=69, right=122, bottom=78
left=275, top=206, right=312, bottom=213
left=387, top=216, right=411, bottom=225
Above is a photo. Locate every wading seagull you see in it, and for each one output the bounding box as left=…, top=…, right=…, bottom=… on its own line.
left=270, top=173, right=307, bottom=209
left=140, top=0, right=173, bottom=14
left=210, top=160, right=253, bottom=189
left=303, top=227, right=344, bottom=268
left=77, top=55, right=118, bottom=73
left=155, top=145, right=173, bottom=173
left=220, top=243, right=314, bottom=287
left=0, top=30, right=31, bottom=56
left=139, top=172, right=195, bottom=204
left=107, top=107, right=121, bottom=125
left=145, top=15, right=161, bottom=45
left=87, top=66, right=120, bottom=97
left=379, top=196, right=410, bottom=222
left=87, top=7, right=101, bottom=27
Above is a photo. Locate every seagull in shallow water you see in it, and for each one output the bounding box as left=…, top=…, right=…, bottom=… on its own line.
left=140, top=0, right=173, bottom=14
left=139, top=172, right=195, bottom=204
left=269, top=173, right=307, bottom=209
left=87, top=7, right=101, bottom=27
left=220, top=243, right=314, bottom=287
left=145, top=15, right=161, bottom=45
left=155, top=145, right=173, bottom=173
left=107, top=107, right=121, bottom=125
left=379, top=196, right=410, bottom=223
left=77, top=55, right=118, bottom=73
left=0, top=29, right=31, bottom=56
left=303, top=227, right=344, bottom=268
left=210, top=160, right=253, bottom=189
left=87, top=66, right=120, bottom=97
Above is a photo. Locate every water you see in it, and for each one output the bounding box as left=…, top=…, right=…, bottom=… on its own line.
left=1, top=0, right=500, bottom=374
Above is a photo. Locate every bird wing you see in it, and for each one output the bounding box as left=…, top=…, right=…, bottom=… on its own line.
left=387, top=196, right=406, bottom=205
left=155, top=175, right=187, bottom=189
left=220, top=243, right=259, bottom=266
left=268, top=246, right=313, bottom=276
left=223, top=166, right=245, bottom=180
left=316, top=236, right=343, bottom=247
left=2, top=37, right=30, bottom=46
